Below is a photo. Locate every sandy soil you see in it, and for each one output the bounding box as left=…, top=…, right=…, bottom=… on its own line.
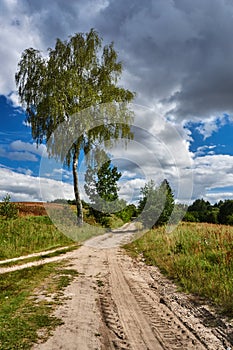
left=4, top=223, right=233, bottom=349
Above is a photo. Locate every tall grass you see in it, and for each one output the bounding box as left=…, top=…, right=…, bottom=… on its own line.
left=0, top=210, right=109, bottom=260
left=0, top=204, right=123, bottom=261
left=125, top=222, right=233, bottom=316
left=0, top=216, right=74, bottom=260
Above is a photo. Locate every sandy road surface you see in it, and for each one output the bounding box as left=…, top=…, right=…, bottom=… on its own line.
left=28, top=223, right=233, bottom=349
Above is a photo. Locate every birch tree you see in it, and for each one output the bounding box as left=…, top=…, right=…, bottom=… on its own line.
left=15, top=29, right=134, bottom=225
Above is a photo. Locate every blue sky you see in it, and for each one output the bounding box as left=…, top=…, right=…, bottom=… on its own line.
left=1, top=0, right=233, bottom=204
left=188, top=117, right=233, bottom=157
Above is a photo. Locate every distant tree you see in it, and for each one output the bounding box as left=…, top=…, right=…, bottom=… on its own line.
left=216, top=200, right=224, bottom=208
left=157, top=179, right=175, bottom=226
left=218, top=200, right=233, bottom=225
left=183, top=211, right=199, bottom=222
left=185, top=198, right=222, bottom=224
left=84, top=150, right=121, bottom=208
left=0, top=194, right=18, bottom=219
left=116, top=203, right=138, bottom=223
left=187, top=199, right=212, bottom=222
left=138, top=179, right=174, bottom=228
left=51, top=199, right=68, bottom=204
left=188, top=199, right=211, bottom=213
left=205, top=209, right=218, bottom=224
left=96, top=161, right=121, bottom=206
left=15, top=29, right=134, bottom=226
left=84, top=150, right=122, bottom=225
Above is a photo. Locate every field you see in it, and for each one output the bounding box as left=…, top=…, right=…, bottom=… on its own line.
left=0, top=215, right=75, bottom=260
left=16, top=202, right=48, bottom=216
left=0, top=202, right=110, bottom=260
left=124, top=222, right=233, bottom=316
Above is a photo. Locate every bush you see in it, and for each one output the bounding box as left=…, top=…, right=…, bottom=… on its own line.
left=183, top=212, right=199, bottom=222
left=0, top=194, right=18, bottom=219
left=116, top=204, right=138, bottom=223
left=205, top=210, right=219, bottom=224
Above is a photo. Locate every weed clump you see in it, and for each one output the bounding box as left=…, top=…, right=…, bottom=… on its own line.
left=0, top=194, right=18, bottom=220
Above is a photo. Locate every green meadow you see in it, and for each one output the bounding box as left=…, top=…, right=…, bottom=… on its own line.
left=0, top=216, right=74, bottom=260
left=125, top=222, right=233, bottom=316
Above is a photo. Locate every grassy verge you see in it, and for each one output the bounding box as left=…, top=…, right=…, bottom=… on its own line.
left=124, top=222, right=233, bottom=316
left=0, top=213, right=108, bottom=261
left=0, top=216, right=75, bottom=260
left=47, top=205, right=124, bottom=233
left=0, top=209, right=125, bottom=261
left=0, top=262, right=79, bottom=349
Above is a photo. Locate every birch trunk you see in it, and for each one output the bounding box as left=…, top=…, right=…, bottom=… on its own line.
left=72, top=147, right=83, bottom=226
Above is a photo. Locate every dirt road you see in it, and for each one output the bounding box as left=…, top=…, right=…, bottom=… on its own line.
left=30, top=223, right=232, bottom=349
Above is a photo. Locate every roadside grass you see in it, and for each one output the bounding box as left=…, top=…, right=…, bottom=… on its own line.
left=108, top=215, right=125, bottom=229
left=0, top=262, right=79, bottom=349
left=0, top=213, right=108, bottom=261
left=124, top=222, right=233, bottom=317
left=0, top=202, right=126, bottom=262
left=54, top=220, right=107, bottom=243
left=0, top=216, right=75, bottom=260
left=45, top=205, right=125, bottom=241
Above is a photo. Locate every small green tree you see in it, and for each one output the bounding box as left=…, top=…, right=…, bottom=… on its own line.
left=187, top=199, right=212, bottom=222
left=157, top=179, right=175, bottom=226
left=183, top=211, right=199, bottom=222
left=84, top=149, right=122, bottom=225
left=116, top=203, right=138, bottom=223
left=0, top=194, right=18, bottom=219
left=138, top=179, right=174, bottom=228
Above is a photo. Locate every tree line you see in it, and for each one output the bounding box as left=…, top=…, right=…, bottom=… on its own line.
left=184, top=198, right=233, bottom=225
left=81, top=160, right=233, bottom=227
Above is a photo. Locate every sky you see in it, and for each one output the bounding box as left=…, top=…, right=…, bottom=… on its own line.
left=0, top=0, right=233, bottom=204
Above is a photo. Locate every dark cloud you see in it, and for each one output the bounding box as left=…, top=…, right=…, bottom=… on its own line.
left=95, top=0, right=233, bottom=120
left=21, top=0, right=107, bottom=46
left=3, top=0, right=233, bottom=123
